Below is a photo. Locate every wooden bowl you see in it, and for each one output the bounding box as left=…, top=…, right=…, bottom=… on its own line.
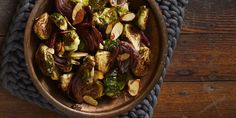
left=24, top=0, right=168, bottom=117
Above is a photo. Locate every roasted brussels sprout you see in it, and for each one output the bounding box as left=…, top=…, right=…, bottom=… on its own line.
left=61, top=30, right=80, bottom=51
left=117, top=3, right=129, bottom=16
left=35, top=44, right=55, bottom=76
left=77, top=56, right=95, bottom=84
left=104, top=39, right=119, bottom=51
left=92, top=8, right=118, bottom=29
left=50, top=12, right=68, bottom=30
left=104, top=70, right=126, bottom=97
left=89, top=0, right=108, bottom=11
left=50, top=66, right=61, bottom=80
left=123, top=24, right=141, bottom=51
left=70, top=0, right=89, bottom=6
left=34, top=12, right=52, bottom=40
left=132, top=46, right=151, bottom=76
left=95, top=51, right=111, bottom=74
left=60, top=73, right=74, bottom=91
left=136, top=6, right=149, bottom=31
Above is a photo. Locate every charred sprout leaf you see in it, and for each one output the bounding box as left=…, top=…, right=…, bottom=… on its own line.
left=120, top=12, right=136, bottom=22
left=55, top=0, right=74, bottom=19
left=123, top=24, right=141, bottom=51
left=104, top=70, right=126, bottom=97
left=128, top=79, right=140, bottom=96
left=35, top=44, right=55, bottom=76
left=117, top=3, right=129, bottom=16
left=50, top=12, right=68, bottom=30
left=72, top=3, right=85, bottom=25
left=137, top=6, right=149, bottom=31
left=104, top=39, right=118, bottom=51
left=109, top=0, right=127, bottom=7
left=110, top=22, right=123, bottom=40
left=70, top=0, right=89, bottom=6
left=132, top=46, right=151, bottom=76
left=92, top=8, right=118, bottom=29
left=61, top=30, right=80, bottom=51
left=89, top=0, right=108, bottom=12
left=34, top=12, right=52, bottom=40
left=77, top=56, right=95, bottom=84
left=60, top=73, right=74, bottom=91
left=50, top=66, right=61, bottom=80
left=95, top=51, right=111, bottom=74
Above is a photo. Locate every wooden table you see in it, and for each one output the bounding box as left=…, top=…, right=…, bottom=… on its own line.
left=0, top=0, right=235, bottom=118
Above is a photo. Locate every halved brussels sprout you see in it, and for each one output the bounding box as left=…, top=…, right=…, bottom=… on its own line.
left=77, top=56, right=95, bottom=84
left=136, top=6, right=149, bottom=31
left=50, top=12, right=68, bottom=30
left=35, top=44, right=55, bottom=76
left=34, top=12, right=52, bottom=40
left=132, top=46, right=151, bottom=76
left=95, top=51, right=111, bottom=74
left=117, top=3, right=129, bottom=16
left=123, top=24, right=141, bottom=51
left=89, top=0, right=108, bottom=11
left=61, top=30, right=80, bottom=51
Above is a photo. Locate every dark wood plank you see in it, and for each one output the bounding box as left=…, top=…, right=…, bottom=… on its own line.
left=182, top=0, right=236, bottom=34
left=165, top=33, right=236, bottom=82
left=154, top=82, right=236, bottom=118
left=0, top=87, right=66, bottom=118
left=0, top=0, right=18, bottom=35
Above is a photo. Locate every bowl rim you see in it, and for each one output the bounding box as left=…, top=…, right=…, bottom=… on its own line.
left=24, top=0, right=168, bottom=117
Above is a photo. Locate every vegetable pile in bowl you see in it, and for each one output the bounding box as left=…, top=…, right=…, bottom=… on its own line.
left=33, top=0, right=151, bottom=106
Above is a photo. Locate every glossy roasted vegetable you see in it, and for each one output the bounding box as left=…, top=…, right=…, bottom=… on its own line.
left=50, top=66, right=61, bottom=80
left=132, top=46, right=151, bottom=76
left=95, top=51, right=111, bottom=74
left=54, top=55, right=73, bottom=72
left=117, top=3, right=129, bottom=16
left=123, top=24, right=141, bottom=51
left=89, top=0, right=108, bottom=12
left=60, top=73, right=74, bottom=91
left=34, top=12, right=52, bottom=40
left=77, top=56, right=95, bottom=84
left=136, top=6, right=149, bottom=31
left=55, top=0, right=74, bottom=19
left=61, top=30, right=80, bottom=51
left=50, top=12, right=68, bottom=30
left=35, top=44, right=55, bottom=76
left=104, top=70, right=126, bottom=97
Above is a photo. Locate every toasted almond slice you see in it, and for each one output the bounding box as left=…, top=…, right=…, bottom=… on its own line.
left=128, top=79, right=140, bottom=96
left=69, top=52, right=88, bottom=60
left=121, top=12, right=136, bottom=22
left=72, top=3, right=85, bottom=25
left=106, top=23, right=114, bottom=34
left=83, top=95, right=98, bottom=106
left=110, top=22, right=123, bottom=40
left=117, top=53, right=130, bottom=61
left=109, top=0, right=127, bottom=7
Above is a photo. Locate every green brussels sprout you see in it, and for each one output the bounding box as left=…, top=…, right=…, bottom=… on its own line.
left=77, top=56, right=95, bottom=84
left=123, top=24, right=141, bottom=51
left=34, top=12, right=52, bottom=40
left=93, top=8, right=118, bottom=29
left=60, top=73, right=74, bottom=91
left=136, top=6, right=149, bottom=31
left=70, top=0, right=89, bottom=6
left=95, top=51, right=111, bottom=74
left=61, top=30, right=80, bottom=51
left=50, top=12, right=68, bottom=30
left=132, top=46, right=151, bottom=76
left=35, top=44, right=55, bottom=76
left=89, top=0, right=108, bottom=12
left=117, top=3, right=129, bottom=16
left=104, top=70, right=126, bottom=97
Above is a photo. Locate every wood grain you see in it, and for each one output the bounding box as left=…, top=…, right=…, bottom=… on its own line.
left=154, top=82, right=236, bottom=118
left=182, top=0, right=236, bottom=34
left=165, top=34, right=236, bottom=82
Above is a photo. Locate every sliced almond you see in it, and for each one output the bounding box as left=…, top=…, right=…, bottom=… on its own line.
left=121, top=12, right=136, bottom=22
left=109, top=0, right=127, bottom=7
left=72, top=3, right=85, bottom=25
left=128, top=79, right=140, bottom=96
left=69, top=52, right=88, bottom=60
left=110, top=22, right=123, bottom=40
left=106, top=23, right=114, bottom=34
left=117, top=53, right=130, bottom=61
left=83, top=95, right=98, bottom=106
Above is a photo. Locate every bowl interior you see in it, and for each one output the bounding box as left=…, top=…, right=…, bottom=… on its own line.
left=24, top=0, right=167, bottom=117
